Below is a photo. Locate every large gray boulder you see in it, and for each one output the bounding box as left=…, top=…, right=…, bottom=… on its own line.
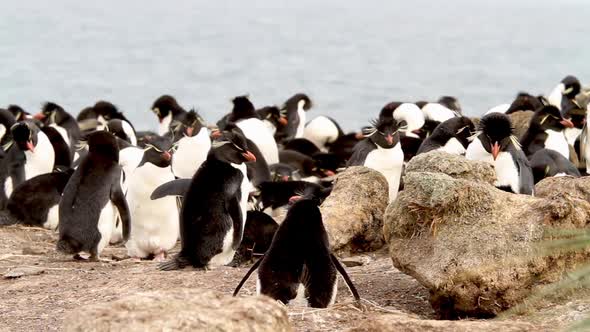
left=321, top=166, right=388, bottom=255
left=384, top=171, right=590, bottom=319
left=64, top=288, right=291, bottom=332
left=535, top=176, right=590, bottom=202
left=405, top=151, right=495, bottom=184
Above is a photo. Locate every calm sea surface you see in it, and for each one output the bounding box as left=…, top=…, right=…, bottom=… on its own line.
left=1, top=0, right=589, bottom=132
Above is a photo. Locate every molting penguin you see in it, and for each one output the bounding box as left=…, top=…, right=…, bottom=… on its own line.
left=465, top=113, right=534, bottom=195
left=151, top=95, right=188, bottom=136
left=10, top=121, right=55, bottom=180
left=233, top=191, right=360, bottom=308
left=5, top=169, right=74, bottom=230
left=57, top=131, right=130, bottom=261
left=125, top=136, right=178, bottom=260
left=105, top=119, right=137, bottom=146
left=223, top=95, right=279, bottom=165
left=347, top=117, right=404, bottom=202
left=416, top=116, right=475, bottom=155
left=529, top=149, right=580, bottom=184
left=169, top=109, right=211, bottom=178
left=548, top=75, right=582, bottom=110
left=275, top=93, right=313, bottom=143
left=153, top=130, right=256, bottom=270
left=519, top=105, right=573, bottom=159
left=303, top=116, right=344, bottom=152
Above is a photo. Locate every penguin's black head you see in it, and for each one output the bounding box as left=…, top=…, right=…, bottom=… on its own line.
left=269, top=163, right=301, bottom=182
left=231, top=95, right=257, bottom=120
left=85, top=131, right=120, bottom=161
left=288, top=183, right=331, bottom=206
left=532, top=105, right=574, bottom=132
left=151, top=95, right=184, bottom=121
left=363, top=117, right=401, bottom=149
left=257, top=106, right=288, bottom=128
left=10, top=122, right=39, bottom=153
left=283, top=93, right=313, bottom=112
left=0, top=110, right=16, bottom=142
left=36, top=102, right=67, bottom=124
left=561, top=101, right=586, bottom=129
left=211, top=129, right=257, bottom=164
left=312, top=152, right=342, bottom=177
left=561, top=75, right=582, bottom=99
left=438, top=96, right=462, bottom=113
left=93, top=101, right=122, bottom=121
left=170, top=109, right=204, bottom=140
left=507, top=92, right=544, bottom=113
left=7, top=105, right=28, bottom=121
left=77, top=106, right=97, bottom=122
left=140, top=135, right=174, bottom=168
left=446, top=116, right=475, bottom=146
left=477, top=113, right=517, bottom=160
left=379, top=101, right=402, bottom=121
left=104, top=119, right=134, bottom=144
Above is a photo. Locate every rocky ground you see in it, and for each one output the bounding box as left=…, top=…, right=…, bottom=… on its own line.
left=0, top=225, right=434, bottom=331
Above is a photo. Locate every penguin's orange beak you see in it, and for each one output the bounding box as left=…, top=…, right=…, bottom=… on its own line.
left=282, top=175, right=290, bottom=182
left=560, top=119, right=574, bottom=128
left=162, top=151, right=172, bottom=161
left=278, top=116, right=288, bottom=126
left=210, top=129, right=222, bottom=139
left=324, top=170, right=336, bottom=177
left=26, top=141, right=35, bottom=153
left=242, top=151, right=256, bottom=162
left=33, top=113, right=46, bottom=120
left=185, top=127, right=194, bottom=137
left=491, top=142, right=500, bottom=161
left=289, top=195, right=302, bottom=204
left=385, top=134, right=393, bottom=145
left=355, top=132, right=364, bottom=140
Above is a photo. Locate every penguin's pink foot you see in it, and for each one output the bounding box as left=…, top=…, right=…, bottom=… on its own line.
left=153, top=251, right=167, bottom=262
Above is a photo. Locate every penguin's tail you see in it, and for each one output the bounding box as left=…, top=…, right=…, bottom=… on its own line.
left=0, top=210, right=18, bottom=226
left=158, top=254, right=190, bottom=271
left=56, top=237, right=81, bottom=254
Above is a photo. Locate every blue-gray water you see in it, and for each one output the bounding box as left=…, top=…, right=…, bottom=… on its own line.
left=1, top=0, right=589, bottom=132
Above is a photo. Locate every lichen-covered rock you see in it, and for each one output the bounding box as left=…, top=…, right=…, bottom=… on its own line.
left=405, top=151, right=495, bottom=184
left=384, top=171, right=590, bottom=319
left=508, top=110, right=534, bottom=139
left=321, top=166, right=388, bottom=255
left=535, top=176, right=590, bottom=202
left=348, top=313, right=541, bottom=332
left=64, top=288, right=291, bottom=332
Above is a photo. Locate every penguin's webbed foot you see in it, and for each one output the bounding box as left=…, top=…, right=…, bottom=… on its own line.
left=158, top=255, right=188, bottom=271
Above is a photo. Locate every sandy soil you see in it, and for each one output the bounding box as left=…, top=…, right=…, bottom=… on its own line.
left=0, top=225, right=434, bottom=331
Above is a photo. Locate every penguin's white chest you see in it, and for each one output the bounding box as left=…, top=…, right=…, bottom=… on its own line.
left=564, top=127, right=582, bottom=146
left=466, top=138, right=520, bottom=193
left=295, top=107, right=306, bottom=138
left=364, top=144, right=404, bottom=202
left=158, top=113, right=173, bottom=136
left=236, top=118, right=279, bottom=165
left=303, top=116, right=339, bottom=151
left=172, top=129, right=211, bottom=178
left=437, top=137, right=466, bottom=155
left=121, top=120, right=137, bottom=146
left=24, top=132, right=55, bottom=179
left=97, top=201, right=116, bottom=254
left=544, top=129, right=569, bottom=160
left=262, top=120, right=277, bottom=136
left=125, top=164, right=179, bottom=258
left=50, top=124, right=71, bottom=147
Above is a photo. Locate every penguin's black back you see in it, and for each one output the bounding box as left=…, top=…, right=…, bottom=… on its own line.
left=178, top=157, right=244, bottom=267
left=346, top=139, right=376, bottom=166
left=7, top=170, right=73, bottom=226
left=529, top=148, right=581, bottom=184
left=283, top=138, right=321, bottom=157
left=41, top=126, right=72, bottom=170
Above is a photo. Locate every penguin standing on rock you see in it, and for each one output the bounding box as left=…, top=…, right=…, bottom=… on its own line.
left=153, top=130, right=256, bottom=270
left=465, top=113, right=534, bottom=195
left=347, top=117, right=405, bottom=202
left=125, top=136, right=178, bottom=260
left=151, top=95, right=188, bottom=136
left=416, top=116, right=475, bottom=155
left=519, top=105, right=573, bottom=159
left=57, top=131, right=130, bottom=261
left=233, top=190, right=360, bottom=308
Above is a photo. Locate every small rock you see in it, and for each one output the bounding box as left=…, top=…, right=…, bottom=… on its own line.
left=535, top=176, right=590, bottom=202
left=341, top=259, right=364, bottom=267
left=321, top=166, right=388, bottom=255
left=22, top=246, right=47, bottom=255
left=405, top=151, right=496, bottom=185
left=4, top=266, right=45, bottom=279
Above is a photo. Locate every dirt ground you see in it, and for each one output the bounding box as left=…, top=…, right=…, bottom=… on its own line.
left=0, top=225, right=435, bottom=331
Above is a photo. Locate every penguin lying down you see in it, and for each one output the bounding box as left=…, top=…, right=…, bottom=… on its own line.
left=233, top=190, right=361, bottom=308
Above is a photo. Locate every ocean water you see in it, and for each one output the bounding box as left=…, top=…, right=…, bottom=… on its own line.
left=1, top=0, right=589, bottom=132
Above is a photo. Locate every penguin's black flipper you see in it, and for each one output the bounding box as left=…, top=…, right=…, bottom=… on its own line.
left=111, top=182, right=131, bottom=241
left=233, top=255, right=264, bottom=296
left=158, top=254, right=190, bottom=271
left=330, top=253, right=361, bottom=306
left=150, top=179, right=191, bottom=200
left=229, top=195, right=244, bottom=250
left=512, top=149, right=535, bottom=195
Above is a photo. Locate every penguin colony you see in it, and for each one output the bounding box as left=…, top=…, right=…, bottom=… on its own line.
left=1, top=75, right=589, bottom=308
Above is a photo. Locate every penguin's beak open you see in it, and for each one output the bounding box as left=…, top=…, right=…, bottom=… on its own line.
left=26, top=141, right=35, bottom=153
left=560, top=119, right=574, bottom=128
left=491, top=142, right=500, bottom=160
left=185, top=127, right=194, bottom=137
left=278, top=116, right=288, bottom=126
left=385, top=134, right=393, bottom=145
left=162, top=151, right=172, bottom=161
left=242, top=151, right=257, bottom=162
left=33, top=113, right=46, bottom=120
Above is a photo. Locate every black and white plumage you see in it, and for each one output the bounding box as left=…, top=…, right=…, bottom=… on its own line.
left=347, top=117, right=404, bottom=202
left=529, top=149, right=580, bottom=184
left=151, top=95, right=188, bottom=136
left=465, top=113, right=534, bottom=195
left=519, top=105, right=573, bottom=159
left=35, top=102, right=82, bottom=156
left=233, top=193, right=360, bottom=308
left=41, top=126, right=72, bottom=171
left=504, top=92, right=544, bottom=115
left=155, top=130, right=256, bottom=270
left=105, top=119, right=137, bottom=146
left=57, top=131, right=130, bottom=261
left=10, top=120, right=55, bottom=181
left=548, top=75, right=582, bottom=110
left=275, top=93, right=313, bottom=143
left=416, top=116, right=475, bottom=155
left=256, top=106, right=288, bottom=136
left=169, top=110, right=211, bottom=179
left=437, top=96, right=462, bottom=114
left=231, top=210, right=279, bottom=265
left=0, top=109, right=23, bottom=208
left=303, top=115, right=344, bottom=151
